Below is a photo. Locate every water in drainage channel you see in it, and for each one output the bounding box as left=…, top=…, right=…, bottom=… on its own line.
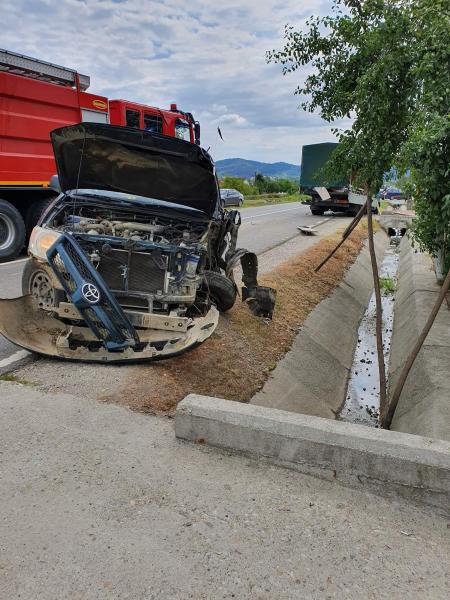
left=339, top=232, right=402, bottom=427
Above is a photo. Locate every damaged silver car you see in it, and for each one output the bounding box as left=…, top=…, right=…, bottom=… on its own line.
left=0, top=123, right=275, bottom=361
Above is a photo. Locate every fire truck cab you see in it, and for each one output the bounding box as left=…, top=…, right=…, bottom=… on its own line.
left=109, top=100, right=200, bottom=145
left=0, top=48, right=200, bottom=262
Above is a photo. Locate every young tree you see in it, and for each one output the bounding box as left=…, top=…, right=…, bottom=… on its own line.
left=399, top=0, right=450, bottom=274
left=267, top=0, right=415, bottom=417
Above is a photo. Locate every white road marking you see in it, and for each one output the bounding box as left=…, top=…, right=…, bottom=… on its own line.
left=0, top=349, right=31, bottom=369
left=241, top=206, right=305, bottom=221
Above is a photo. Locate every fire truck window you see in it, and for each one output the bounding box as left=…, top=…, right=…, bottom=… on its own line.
left=144, top=114, right=163, bottom=133
left=175, top=119, right=191, bottom=141
left=126, top=109, right=140, bottom=128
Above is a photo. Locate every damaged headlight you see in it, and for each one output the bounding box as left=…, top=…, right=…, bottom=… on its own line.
left=29, top=226, right=62, bottom=260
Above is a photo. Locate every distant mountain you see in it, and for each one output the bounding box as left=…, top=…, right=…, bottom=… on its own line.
left=216, top=158, right=300, bottom=180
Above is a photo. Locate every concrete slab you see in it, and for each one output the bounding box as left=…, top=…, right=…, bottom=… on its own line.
left=253, top=331, right=346, bottom=418
left=252, top=232, right=388, bottom=417
left=302, top=285, right=366, bottom=368
left=389, top=238, right=450, bottom=441
left=176, top=395, right=450, bottom=514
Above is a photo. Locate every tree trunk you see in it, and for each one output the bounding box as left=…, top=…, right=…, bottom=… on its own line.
left=315, top=201, right=367, bottom=273
left=366, top=192, right=387, bottom=419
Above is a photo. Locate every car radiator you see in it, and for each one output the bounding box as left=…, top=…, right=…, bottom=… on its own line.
left=97, top=248, right=168, bottom=295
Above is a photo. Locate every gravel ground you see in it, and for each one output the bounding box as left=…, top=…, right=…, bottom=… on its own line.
left=1, top=380, right=449, bottom=600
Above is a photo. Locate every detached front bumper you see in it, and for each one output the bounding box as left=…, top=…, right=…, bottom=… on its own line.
left=0, top=295, right=219, bottom=362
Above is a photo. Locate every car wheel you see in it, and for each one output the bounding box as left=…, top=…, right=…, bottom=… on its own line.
left=239, top=198, right=244, bottom=207
left=22, top=260, right=57, bottom=310
left=202, top=271, right=237, bottom=312
left=311, top=207, right=324, bottom=216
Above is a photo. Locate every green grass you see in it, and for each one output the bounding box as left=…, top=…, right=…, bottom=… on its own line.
left=241, top=193, right=311, bottom=208
left=0, top=373, right=36, bottom=386
left=379, top=276, right=396, bottom=293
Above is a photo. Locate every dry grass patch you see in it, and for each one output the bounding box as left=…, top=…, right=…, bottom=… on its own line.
left=105, top=226, right=368, bottom=413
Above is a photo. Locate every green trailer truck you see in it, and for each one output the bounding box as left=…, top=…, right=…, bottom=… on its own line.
left=300, top=142, right=377, bottom=216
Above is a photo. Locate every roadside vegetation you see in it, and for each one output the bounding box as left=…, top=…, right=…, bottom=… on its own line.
left=219, top=174, right=309, bottom=207
left=268, top=0, right=449, bottom=274
left=0, top=373, right=36, bottom=385
left=379, top=276, right=396, bottom=294
left=242, top=192, right=310, bottom=208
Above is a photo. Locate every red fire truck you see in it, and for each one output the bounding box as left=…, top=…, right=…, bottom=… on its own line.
left=0, top=49, right=200, bottom=261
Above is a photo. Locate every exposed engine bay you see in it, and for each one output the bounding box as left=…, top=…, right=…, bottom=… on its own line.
left=48, top=199, right=213, bottom=317
left=0, top=123, right=276, bottom=362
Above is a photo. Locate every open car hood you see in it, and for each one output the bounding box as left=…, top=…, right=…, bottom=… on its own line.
left=51, top=123, right=220, bottom=217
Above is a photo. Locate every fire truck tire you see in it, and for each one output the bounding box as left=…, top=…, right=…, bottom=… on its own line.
left=0, top=199, right=26, bottom=263
left=25, top=196, right=56, bottom=235
left=202, top=271, right=237, bottom=312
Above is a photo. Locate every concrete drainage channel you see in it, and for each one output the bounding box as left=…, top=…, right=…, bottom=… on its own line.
left=175, top=225, right=450, bottom=513
left=340, top=236, right=401, bottom=426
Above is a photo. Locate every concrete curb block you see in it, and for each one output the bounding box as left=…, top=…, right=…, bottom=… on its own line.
left=389, top=238, right=450, bottom=441
left=251, top=231, right=388, bottom=418
left=175, top=395, right=450, bottom=513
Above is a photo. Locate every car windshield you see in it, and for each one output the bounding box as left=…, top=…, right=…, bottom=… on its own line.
left=220, top=189, right=231, bottom=195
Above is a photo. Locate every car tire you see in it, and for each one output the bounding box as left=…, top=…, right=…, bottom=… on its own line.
left=239, top=199, right=244, bottom=207
left=202, top=270, right=237, bottom=312
left=0, top=198, right=26, bottom=263
left=311, top=207, right=324, bottom=216
left=21, top=259, right=59, bottom=311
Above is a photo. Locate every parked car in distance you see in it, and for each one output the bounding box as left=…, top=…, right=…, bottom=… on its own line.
left=220, top=188, right=244, bottom=207
left=381, top=187, right=405, bottom=201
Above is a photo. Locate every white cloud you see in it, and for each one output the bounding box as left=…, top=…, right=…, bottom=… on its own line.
left=215, top=113, right=248, bottom=126
left=1, top=0, right=338, bottom=163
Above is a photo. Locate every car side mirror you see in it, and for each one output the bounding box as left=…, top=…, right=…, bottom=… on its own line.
left=194, top=122, right=201, bottom=145
left=49, top=175, right=61, bottom=193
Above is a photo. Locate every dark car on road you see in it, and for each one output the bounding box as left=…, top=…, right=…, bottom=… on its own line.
left=381, top=187, right=405, bottom=201
left=220, top=188, right=244, bottom=207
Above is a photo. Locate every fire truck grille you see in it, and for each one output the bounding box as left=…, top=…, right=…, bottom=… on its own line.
left=97, top=249, right=168, bottom=295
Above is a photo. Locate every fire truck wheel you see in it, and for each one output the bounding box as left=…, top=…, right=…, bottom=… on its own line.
left=25, top=196, right=56, bottom=236
left=0, top=199, right=26, bottom=263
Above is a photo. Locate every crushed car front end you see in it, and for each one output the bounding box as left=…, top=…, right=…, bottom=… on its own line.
left=0, top=123, right=275, bottom=361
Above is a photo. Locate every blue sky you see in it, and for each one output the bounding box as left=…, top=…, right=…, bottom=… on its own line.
left=2, top=0, right=345, bottom=164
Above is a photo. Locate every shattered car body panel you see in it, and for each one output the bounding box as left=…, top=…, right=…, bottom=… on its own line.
left=0, top=123, right=275, bottom=361
left=0, top=295, right=219, bottom=362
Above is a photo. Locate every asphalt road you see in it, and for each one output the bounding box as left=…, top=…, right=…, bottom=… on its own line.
left=238, top=201, right=333, bottom=255
left=0, top=202, right=347, bottom=371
